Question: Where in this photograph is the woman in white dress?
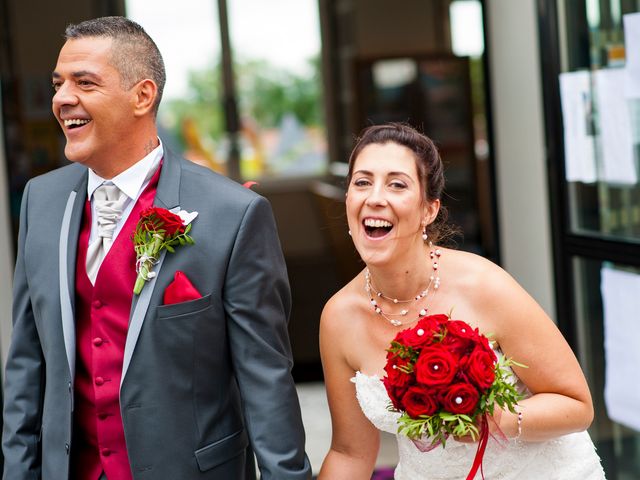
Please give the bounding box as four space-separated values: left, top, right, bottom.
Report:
318 123 605 479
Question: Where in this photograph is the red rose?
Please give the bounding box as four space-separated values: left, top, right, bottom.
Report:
441 335 471 356
383 378 409 410
395 325 434 348
401 385 439 418
383 356 413 389
441 320 477 355
446 320 477 340
476 334 496 359
140 207 185 237
416 314 448 334
441 382 480 415
464 347 496 390
415 345 458 387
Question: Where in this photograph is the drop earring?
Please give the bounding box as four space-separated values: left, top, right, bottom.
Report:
422 225 428 242
348 230 352 236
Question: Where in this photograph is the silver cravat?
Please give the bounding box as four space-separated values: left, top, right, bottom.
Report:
85 183 127 284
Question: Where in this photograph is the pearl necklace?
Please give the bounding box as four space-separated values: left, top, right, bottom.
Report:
365 246 442 326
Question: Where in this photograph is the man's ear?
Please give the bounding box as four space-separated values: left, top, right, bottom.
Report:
132 79 158 117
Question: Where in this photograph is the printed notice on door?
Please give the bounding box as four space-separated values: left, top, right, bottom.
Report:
601 265 640 430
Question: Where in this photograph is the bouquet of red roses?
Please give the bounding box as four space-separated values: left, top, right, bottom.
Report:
383 313 524 479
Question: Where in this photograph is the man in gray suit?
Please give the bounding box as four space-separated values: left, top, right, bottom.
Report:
2 16 311 480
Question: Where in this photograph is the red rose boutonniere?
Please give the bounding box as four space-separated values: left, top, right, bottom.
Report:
133 207 197 295
383 313 526 480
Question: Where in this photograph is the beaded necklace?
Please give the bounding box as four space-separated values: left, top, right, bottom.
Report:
365 246 442 327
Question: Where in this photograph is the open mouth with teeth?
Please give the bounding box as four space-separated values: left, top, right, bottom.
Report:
64 119 92 129
363 218 393 238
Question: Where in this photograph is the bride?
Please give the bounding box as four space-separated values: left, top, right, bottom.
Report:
318 123 605 479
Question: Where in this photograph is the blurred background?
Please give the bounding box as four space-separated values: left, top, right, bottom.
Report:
1 0 640 477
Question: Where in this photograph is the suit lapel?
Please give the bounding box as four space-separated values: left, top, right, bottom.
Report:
59 173 88 380
121 149 182 387
153 148 182 212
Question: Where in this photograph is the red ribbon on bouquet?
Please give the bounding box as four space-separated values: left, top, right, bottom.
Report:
466 414 489 480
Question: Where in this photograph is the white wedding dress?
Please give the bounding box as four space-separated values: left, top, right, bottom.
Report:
353 371 606 479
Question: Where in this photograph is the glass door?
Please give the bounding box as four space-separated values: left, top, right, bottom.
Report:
539 0 640 478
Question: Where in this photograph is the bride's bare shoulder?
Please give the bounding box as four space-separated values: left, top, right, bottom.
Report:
442 248 532 310
443 247 498 278
441 248 517 296
321 271 366 328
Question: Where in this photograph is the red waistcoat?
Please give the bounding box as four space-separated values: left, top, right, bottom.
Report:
72 168 160 480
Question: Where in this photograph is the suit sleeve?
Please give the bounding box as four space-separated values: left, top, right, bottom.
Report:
223 195 311 480
2 181 45 480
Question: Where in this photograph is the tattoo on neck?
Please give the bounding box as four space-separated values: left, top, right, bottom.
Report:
144 139 156 155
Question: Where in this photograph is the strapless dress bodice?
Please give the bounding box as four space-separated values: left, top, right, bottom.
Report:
353 372 605 479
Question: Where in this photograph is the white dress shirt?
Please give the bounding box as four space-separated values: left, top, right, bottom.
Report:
87 140 164 245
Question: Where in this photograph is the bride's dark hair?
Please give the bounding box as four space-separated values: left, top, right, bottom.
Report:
346 122 458 244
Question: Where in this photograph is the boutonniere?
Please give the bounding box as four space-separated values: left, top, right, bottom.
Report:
133 207 197 295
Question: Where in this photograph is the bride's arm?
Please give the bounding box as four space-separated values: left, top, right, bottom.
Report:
318 296 380 479
480 261 594 442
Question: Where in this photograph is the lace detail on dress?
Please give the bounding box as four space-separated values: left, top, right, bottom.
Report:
353 372 606 480
352 372 401 434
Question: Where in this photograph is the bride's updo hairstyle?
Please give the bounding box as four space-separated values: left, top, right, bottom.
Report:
346 122 454 244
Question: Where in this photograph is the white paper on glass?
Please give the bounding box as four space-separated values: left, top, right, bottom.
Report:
559 71 597 183
601 265 640 431
594 68 639 185
623 13 640 98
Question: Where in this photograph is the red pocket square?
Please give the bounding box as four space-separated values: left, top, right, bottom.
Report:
163 271 202 305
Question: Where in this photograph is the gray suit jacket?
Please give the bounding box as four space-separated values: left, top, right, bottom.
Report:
2 149 312 480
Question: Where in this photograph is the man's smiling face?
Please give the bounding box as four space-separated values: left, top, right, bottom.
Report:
52 36 137 175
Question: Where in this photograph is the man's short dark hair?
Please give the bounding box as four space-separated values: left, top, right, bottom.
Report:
64 16 166 115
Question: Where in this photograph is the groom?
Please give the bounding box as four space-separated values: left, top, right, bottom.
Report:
2 16 311 480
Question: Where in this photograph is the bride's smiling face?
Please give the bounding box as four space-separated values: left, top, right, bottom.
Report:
346 142 437 266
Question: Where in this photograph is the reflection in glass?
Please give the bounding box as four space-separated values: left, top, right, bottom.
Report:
572 257 640 479
559 0 640 243
126 0 326 179
126 0 226 172
228 0 326 179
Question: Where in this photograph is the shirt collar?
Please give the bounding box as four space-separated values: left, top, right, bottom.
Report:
87 139 164 200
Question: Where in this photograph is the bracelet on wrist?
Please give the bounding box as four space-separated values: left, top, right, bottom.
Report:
514 409 523 440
